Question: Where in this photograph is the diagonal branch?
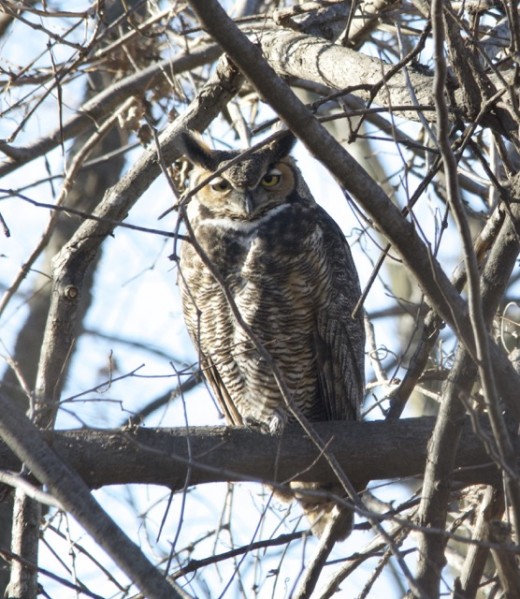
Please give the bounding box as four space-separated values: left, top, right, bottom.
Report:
0 392 186 599
186 0 520 424
258 27 516 134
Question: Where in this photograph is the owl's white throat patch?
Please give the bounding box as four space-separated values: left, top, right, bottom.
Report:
194 203 290 232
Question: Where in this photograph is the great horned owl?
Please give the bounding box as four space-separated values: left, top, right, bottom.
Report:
178 131 365 538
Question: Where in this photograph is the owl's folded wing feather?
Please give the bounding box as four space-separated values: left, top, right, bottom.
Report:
313 209 365 422
199 353 244 426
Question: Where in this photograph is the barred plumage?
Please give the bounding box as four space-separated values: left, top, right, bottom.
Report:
178 131 365 538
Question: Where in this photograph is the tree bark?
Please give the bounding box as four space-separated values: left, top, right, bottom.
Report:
0 417 506 491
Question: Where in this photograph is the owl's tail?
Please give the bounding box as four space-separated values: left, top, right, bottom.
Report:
290 481 354 540
289 483 355 597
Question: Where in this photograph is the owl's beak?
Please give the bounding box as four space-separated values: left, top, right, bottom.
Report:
243 192 255 216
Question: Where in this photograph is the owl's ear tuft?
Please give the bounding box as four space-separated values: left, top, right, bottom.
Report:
267 130 297 162
180 131 217 170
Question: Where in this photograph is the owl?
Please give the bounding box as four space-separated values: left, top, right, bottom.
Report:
178 130 365 539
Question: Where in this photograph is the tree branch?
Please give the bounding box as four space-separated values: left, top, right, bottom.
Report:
0 418 505 490
258 27 516 134
0 393 184 599
0 43 221 176
455 486 504 598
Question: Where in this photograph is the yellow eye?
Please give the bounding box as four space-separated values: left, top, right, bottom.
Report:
261 170 282 188
210 178 231 192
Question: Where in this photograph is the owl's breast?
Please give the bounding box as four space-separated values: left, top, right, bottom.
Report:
187 202 307 280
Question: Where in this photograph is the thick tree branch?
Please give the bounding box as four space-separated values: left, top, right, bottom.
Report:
258 28 516 134
0 418 505 490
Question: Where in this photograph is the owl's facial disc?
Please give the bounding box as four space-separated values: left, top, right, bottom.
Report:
195 161 295 220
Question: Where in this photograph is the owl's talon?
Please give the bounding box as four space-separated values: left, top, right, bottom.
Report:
268 413 286 435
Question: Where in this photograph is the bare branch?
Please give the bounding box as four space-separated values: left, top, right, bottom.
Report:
258 27 516 133
0 471 61 508
0 44 221 177
455 486 504 597
0 418 504 491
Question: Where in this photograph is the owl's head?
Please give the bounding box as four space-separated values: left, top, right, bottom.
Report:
181 131 299 220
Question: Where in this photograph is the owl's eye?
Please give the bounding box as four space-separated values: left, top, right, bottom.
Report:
210 178 231 192
261 169 282 188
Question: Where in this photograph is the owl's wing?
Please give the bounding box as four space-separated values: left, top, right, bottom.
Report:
199 353 244 426
178 246 244 427
312 208 365 422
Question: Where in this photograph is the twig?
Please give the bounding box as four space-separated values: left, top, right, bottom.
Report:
171 531 304 580
317 518 415 599
0 44 221 177
0 548 104 599
0 471 61 508
0 97 136 321
455 485 504 597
